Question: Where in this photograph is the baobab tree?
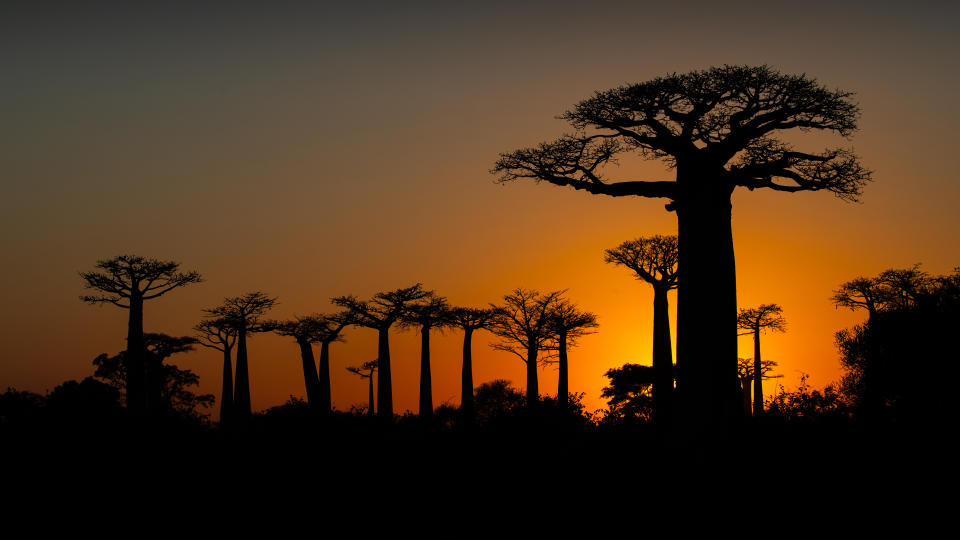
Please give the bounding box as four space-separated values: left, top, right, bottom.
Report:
604 235 678 424
312 311 354 414
493 65 870 426
737 304 787 416
489 289 564 407
80 255 202 411
204 292 277 422
446 307 497 423
546 298 598 411
333 284 433 419
400 295 451 421
194 317 236 425
346 360 378 417
267 315 328 410
736 357 780 417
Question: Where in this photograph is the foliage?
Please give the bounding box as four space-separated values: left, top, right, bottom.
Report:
473 379 525 423
599 364 655 423
765 374 851 422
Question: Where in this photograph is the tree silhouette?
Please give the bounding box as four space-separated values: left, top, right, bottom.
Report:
545 298 598 411
446 307 497 424
80 255 202 411
604 235 678 424
204 292 277 422
194 317 236 425
400 295 451 421
736 357 780 417
737 304 786 416
494 65 870 426
489 289 564 406
267 315 329 410
332 284 433 419
346 360 378 417
600 363 655 423
312 311 353 414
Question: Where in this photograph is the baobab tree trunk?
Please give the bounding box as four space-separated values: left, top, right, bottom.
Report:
557 331 569 411
675 180 741 428
419 325 433 421
753 329 763 417
220 347 233 425
461 328 475 424
652 284 673 426
234 326 251 422
367 373 375 416
377 327 393 420
125 295 146 411
526 344 539 407
297 339 321 409
318 340 333 414
741 376 752 417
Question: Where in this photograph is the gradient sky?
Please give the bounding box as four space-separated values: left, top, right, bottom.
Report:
2 1 958 415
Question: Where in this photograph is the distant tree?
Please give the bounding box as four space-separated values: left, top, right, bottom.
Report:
604 235 677 424
832 265 934 319
204 292 277 422
494 65 871 426
736 357 780 417
600 364 656 423
545 298 598 411
400 295 452 421
333 284 433 419
194 317 236 425
312 311 354 414
346 360 378 417
737 304 787 416
267 315 328 410
80 255 202 411
473 379 525 424
489 289 564 406
446 307 497 424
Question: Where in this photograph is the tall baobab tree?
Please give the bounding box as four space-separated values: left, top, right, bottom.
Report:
194 317 237 424
736 357 780 417
446 307 497 424
400 296 451 421
604 235 678 424
312 311 353 414
494 65 870 426
489 289 564 407
346 360 378 417
204 292 277 422
267 315 328 410
333 284 433 419
80 255 202 411
737 304 787 416
546 298 598 411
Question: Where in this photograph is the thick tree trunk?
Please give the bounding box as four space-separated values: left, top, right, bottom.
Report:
377 326 393 420
419 325 433 421
125 295 146 411
461 328 474 424
557 331 569 411
220 346 233 425
234 325 251 422
675 180 740 429
318 340 332 414
297 339 320 408
753 330 763 416
652 285 673 426
526 344 539 407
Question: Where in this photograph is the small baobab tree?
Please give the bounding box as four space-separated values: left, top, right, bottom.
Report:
267 315 329 410
546 298 598 411
80 255 202 411
204 292 277 422
604 235 678 424
736 357 781 417
489 288 564 407
346 360 378 417
333 284 433 419
400 295 452 421
446 307 497 424
194 317 237 424
737 304 786 416
312 311 353 414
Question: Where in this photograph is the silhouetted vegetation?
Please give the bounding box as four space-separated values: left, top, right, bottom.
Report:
545 298 598 411
737 304 787 417
400 295 451 421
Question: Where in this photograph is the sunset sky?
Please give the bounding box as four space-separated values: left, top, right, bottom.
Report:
2 1 958 416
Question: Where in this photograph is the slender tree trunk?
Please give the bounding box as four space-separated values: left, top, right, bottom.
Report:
419 325 433 421
753 329 763 416
377 326 393 420
318 340 332 414
461 328 474 424
741 375 752 417
146 353 163 414
220 346 233 425
557 331 569 411
526 344 539 407
675 179 740 429
652 284 673 426
125 295 146 411
234 325 251 422
297 339 320 408
367 372 375 416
